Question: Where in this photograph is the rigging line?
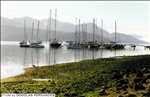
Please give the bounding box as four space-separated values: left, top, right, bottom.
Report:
103 25 110 43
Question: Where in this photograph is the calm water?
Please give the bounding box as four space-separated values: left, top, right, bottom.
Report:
1 41 150 78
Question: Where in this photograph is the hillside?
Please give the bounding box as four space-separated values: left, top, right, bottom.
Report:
1 17 148 44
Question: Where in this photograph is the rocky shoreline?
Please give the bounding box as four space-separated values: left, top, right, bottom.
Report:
98 56 150 97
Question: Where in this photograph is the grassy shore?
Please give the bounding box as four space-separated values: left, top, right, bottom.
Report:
1 55 150 97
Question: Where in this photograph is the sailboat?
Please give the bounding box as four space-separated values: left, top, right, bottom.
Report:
20 20 30 47
99 19 105 49
30 21 45 48
67 18 83 49
105 21 124 50
50 9 61 48
88 18 100 49
67 19 88 49
78 21 88 48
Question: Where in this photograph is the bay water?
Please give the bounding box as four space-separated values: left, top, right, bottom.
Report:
1 41 150 78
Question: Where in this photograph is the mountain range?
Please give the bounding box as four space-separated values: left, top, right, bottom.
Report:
1 16 148 44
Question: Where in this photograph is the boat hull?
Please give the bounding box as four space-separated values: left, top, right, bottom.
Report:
19 41 30 47
104 44 124 50
20 45 30 47
111 44 124 50
30 45 45 48
89 44 100 49
67 44 87 49
30 42 45 48
50 43 61 48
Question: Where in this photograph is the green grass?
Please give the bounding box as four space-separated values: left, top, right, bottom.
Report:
1 55 150 96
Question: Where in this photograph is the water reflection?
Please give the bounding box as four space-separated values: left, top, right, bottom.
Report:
74 49 77 62
23 48 27 68
1 42 150 78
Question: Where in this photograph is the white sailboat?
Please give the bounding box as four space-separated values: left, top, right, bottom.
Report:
20 20 30 47
30 21 45 48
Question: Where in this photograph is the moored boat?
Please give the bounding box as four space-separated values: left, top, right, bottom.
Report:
104 22 124 50
20 20 30 47
20 41 30 47
30 21 45 48
88 19 100 49
50 9 61 48
30 41 45 48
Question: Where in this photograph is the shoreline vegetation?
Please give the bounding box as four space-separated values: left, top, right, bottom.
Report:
1 55 150 97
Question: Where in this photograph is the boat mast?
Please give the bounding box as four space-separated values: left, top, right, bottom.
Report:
115 21 116 44
95 18 97 42
86 24 87 43
75 18 77 44
54 9 57 41
101 19 103 46
49 9 52 42
101 19 103 58
83 22 86 44
31 22 34 43
82 23 83 43
24 20 26 42
24 21 27 42
93 18 95 42
37 21 40 42
79 19 80 43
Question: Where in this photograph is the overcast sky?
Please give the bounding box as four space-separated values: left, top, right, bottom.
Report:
1 1 150 42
